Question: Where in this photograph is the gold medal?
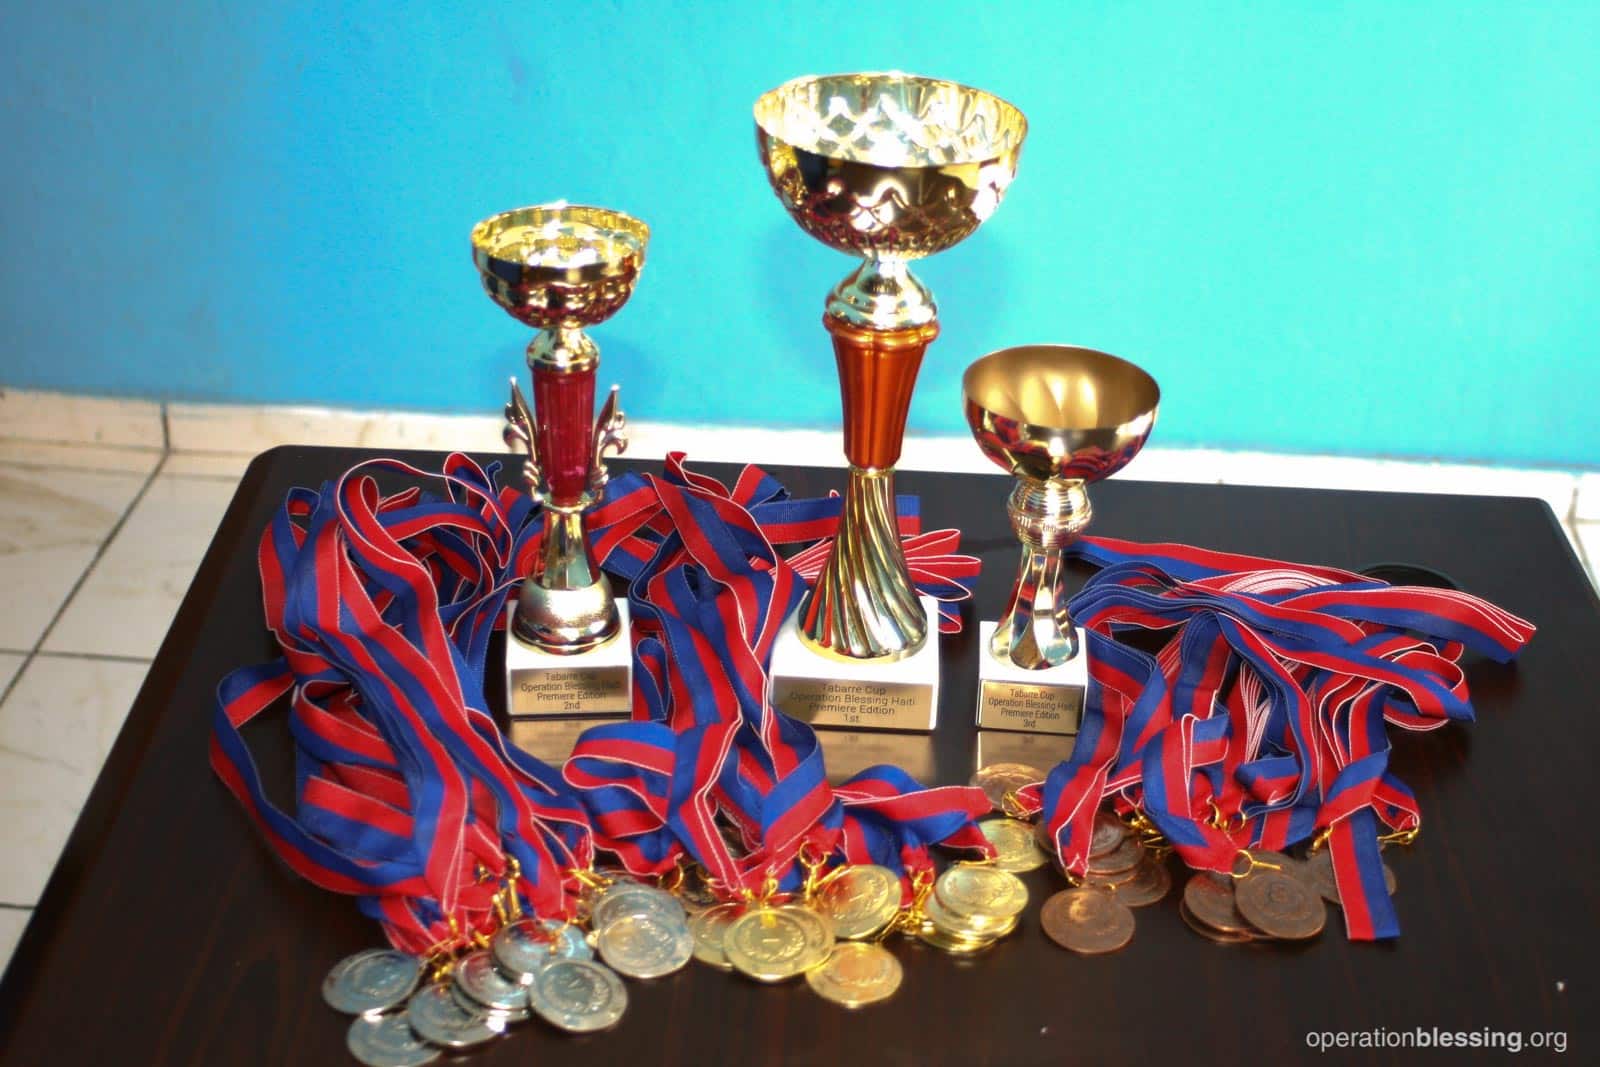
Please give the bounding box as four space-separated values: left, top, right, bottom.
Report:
812 864 902 940
977 818 1048 873
922 889 1017 941
722 904 835 982
915 920 1001 955
805 942 903 1008
1039 887 1135 955
933 865 1028 925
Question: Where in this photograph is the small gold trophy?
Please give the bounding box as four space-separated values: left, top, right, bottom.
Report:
756 72 1026 730
470 203 647 718
963 345 1160 733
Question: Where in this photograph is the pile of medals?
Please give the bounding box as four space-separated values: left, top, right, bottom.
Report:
1178 848 1397 944
971 761 1405 955
325 853 1028 1065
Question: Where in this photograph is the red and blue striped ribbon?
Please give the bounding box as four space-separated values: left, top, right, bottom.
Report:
1018 536 1533 940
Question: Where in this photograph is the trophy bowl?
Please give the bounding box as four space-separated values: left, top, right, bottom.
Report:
963 345 1160 669
471 203 649 331
754 72 1026 266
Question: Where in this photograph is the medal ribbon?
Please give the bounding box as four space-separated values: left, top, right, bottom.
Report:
1020 537 1533 940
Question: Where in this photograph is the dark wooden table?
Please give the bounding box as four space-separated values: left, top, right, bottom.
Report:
2 445 1594 1065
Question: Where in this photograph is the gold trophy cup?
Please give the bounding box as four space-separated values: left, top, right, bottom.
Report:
471 203 646 716
963 345 1159 731
755 72 1027 663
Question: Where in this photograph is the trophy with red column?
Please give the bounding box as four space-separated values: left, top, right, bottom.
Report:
471 203 646 717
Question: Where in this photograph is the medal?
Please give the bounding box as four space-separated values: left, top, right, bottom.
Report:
1104 855 1171 908
805 942 902 1008
811 864 902 940
453 950 530 1020
323 949 424 1016
1233 868 1327 941
932 865 1028 927
595 910 695 979
970 763 1043 812
492 918 593 983
1040 887 1135 955
1178 900 1255 944
723 905 835 982
345 1013 440 1067
978 818 1048 873
405 982 504 1050
689 902 744 970
1181 872 1254 935
590 883 688 931
526 958 629 1034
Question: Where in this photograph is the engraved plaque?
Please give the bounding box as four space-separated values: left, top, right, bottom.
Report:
770 678 934 732
975 680 1081 735
509 664 631 717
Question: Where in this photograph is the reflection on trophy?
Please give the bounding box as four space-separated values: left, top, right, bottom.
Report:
755 72 1027 664
963 345 1160 733
470 203 646 716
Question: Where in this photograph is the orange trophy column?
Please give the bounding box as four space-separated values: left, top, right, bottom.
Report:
798 308 939 661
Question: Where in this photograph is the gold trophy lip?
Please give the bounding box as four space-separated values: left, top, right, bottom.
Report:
962 344 1160 484
753 71 1027 261
471 202 650 330
753 71 1027 167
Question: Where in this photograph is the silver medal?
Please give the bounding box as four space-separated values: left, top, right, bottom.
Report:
452 950 529 1020
596 911 693 979
323 949 424 1016
590 883 686 931
405 982 504 1050
491 917 594 983
527 957 628 1033
345 1012 440 1067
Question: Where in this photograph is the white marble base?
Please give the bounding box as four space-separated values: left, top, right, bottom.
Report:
768 596 941 732
975 621 1086 735
504 601 632 718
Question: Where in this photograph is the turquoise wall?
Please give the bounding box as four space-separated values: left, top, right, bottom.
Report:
2 2 1597 466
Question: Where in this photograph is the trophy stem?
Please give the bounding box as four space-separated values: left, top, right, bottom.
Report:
513 504 619 654
796 311 939 661
798 465 927 661
992 478 1092 670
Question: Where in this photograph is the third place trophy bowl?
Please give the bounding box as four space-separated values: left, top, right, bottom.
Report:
471 202 647 717
963 345 1160 732
755 71 1027 666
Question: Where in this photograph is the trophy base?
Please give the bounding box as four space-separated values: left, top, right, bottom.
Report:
507 716 593 764
975 620 1084 734
769 595 941 732
975 727 1077 773
505 601 632 718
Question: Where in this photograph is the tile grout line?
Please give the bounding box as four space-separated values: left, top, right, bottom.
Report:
31 650 156 666
0 453 171 711
0 902 33 911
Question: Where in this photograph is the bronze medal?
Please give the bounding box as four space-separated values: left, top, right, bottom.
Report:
1181 872 1253 934
970 763 1044 812
1088 833 1145 876
1178 901 1255 943
1233 869 1326 940
1040 888 1135 955
1107 855 1172 908
1089 812 1127 858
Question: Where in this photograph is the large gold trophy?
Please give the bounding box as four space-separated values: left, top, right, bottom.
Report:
471 203 647 717
963 345 1160 733
755 72 1026 694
